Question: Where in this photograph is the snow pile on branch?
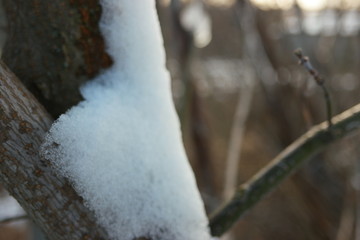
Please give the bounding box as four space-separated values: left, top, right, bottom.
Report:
41 0 211 240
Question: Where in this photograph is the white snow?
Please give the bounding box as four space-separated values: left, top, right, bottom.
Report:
41 1 210 240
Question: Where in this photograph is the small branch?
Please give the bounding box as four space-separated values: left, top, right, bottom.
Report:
335 181 355 240
0 215 28 225
321 85 333 127
294 48 333 127
355 159 360 240
223 70 255 200
209 103 360 236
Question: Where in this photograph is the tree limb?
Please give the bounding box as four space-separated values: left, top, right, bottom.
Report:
0 61 109 240
209 103 360 236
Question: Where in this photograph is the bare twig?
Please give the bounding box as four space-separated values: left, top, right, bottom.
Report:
209 103 360 236
294 49 333 127
355 158 360 240
222 0 258 202
0 215 28 225
223 70 255 200
335 181 355 240
170 0 216 196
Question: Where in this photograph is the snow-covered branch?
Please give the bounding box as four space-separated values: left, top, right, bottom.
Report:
0 61 109 240
210 103 360 236
41 1 210 239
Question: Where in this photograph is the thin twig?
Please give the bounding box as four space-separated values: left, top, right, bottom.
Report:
223 69 255 200
209 103 360 236
294 48 333 127
355 158 360 240
170 0 216 196
222 0 258 202
0 215 28 225
335 181 355 240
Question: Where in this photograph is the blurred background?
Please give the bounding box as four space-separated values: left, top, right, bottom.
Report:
1 0 360 239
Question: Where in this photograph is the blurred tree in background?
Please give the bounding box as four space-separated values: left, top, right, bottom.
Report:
157 0 360 239
1 0 360 239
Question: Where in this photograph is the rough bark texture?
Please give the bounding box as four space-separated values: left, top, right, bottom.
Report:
1 0 112 117
0 61 109 240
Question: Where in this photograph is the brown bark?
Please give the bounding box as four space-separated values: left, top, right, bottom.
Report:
1 0 112 117
0 60 109 240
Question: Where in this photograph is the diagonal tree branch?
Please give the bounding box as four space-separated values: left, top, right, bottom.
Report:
0 60 109 240
209 103 360 236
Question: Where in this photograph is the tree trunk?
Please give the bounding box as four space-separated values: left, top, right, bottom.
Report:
0 1 152 239
0 61 109 239
1 0 112 117
0 0 114 239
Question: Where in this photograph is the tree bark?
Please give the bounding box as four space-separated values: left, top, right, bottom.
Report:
0 60 109 240
1 0 112 117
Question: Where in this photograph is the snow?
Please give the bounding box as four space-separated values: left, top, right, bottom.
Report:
41 1 211 240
